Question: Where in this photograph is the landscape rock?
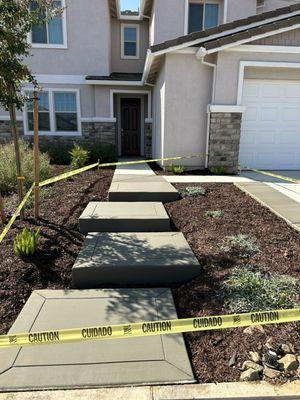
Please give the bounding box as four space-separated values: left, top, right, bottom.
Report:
265 337 280 353
263 367 281 379
228 353 236 367
239 368 260 382
243 325 264 335
281 344 294 355
249 351 261 364
278 354 299 372
242 360 263 373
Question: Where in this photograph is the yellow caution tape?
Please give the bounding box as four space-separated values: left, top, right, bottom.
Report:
39 154 207 187
17 176 25 181
1 307 299 349
0 184 34 244
245 168 300 185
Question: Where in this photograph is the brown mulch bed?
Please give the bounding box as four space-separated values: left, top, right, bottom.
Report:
0 167 114 335
166 183 300 384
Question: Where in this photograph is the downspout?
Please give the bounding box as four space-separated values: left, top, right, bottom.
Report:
196 47 217 169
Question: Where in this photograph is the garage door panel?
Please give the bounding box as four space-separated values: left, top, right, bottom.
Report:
240 79 300 170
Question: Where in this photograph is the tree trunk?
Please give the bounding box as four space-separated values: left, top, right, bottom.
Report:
33 91 40 219
0 193 6 224
9 104 25 219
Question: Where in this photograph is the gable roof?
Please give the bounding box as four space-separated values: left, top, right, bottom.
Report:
150 3 300 54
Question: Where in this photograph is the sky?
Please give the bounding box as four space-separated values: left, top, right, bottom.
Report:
120 0 141 11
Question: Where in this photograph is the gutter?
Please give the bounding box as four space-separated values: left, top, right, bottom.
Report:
141 49 155 85
196 47 217 169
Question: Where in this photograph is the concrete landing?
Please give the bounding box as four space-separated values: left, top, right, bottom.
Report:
79 202 170 233
109 161 179 202
236 182 300 232
72 232 201 288
0 289 195 391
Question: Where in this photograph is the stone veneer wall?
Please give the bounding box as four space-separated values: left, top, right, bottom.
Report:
145 122 152 158
0 120 117 147
208 112 243 173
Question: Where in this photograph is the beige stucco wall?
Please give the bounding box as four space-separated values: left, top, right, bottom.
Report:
26 0 111 76
161 53 213 167
110 18 149 73
214 51 300 104
227 0 256 22
150 0 185 45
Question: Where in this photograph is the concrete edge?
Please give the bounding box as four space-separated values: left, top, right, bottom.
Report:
1 381 300 399
234 183 300 234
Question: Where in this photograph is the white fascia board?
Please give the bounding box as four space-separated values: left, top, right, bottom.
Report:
151 10 300 56
81 117 117 123
35 75 87 85
224 44 300 54
208 105 246 113
206 22 300 54
87 80 143 86
142 49 155 84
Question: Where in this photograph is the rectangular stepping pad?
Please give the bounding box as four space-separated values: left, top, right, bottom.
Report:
0 289 195 391
72 232 201 288
109 175 179 202
79 202 170 233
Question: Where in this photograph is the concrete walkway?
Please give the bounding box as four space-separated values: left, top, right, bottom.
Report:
110 161 179 202
236 182 300 232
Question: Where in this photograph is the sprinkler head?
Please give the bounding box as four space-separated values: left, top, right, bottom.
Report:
263 349 279 370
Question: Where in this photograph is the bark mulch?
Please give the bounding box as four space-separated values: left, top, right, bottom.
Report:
0 167 114 335
165 183 300 384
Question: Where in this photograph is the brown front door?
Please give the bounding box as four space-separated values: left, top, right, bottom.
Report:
121 98 141 156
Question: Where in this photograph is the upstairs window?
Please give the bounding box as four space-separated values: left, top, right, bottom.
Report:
121 24 139 59
30 0 66 47
188 2 219 33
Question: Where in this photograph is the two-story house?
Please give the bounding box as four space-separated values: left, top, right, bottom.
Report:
1 0 300 171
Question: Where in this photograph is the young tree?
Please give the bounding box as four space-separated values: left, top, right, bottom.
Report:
0 0 61 217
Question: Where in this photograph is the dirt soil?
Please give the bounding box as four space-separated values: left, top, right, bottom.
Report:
0 167 114 334
166 183 300 384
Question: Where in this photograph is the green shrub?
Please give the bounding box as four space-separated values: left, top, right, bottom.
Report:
0 140 53 194
179 186 206 198
69 144 89 168
88 143 117 164
169 165 186 175
206 210 224 219
40 141 73 165
210 166 227 175
222 266 298 313
13 228 41 257
222 234 260 258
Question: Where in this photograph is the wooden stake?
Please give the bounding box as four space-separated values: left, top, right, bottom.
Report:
9 103 25 219
0 193 6 224
33 91 40 219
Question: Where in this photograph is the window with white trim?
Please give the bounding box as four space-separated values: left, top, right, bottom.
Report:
188 2 219 33
25 89 80 135
121 24 139 59
30 0 66 47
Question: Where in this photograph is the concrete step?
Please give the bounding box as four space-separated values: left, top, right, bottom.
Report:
79 202 170 233
72 232 201 288
109 174 179 203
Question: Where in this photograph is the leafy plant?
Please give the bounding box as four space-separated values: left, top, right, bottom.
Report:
222 234 260 258
88 143 117 164
210 166 227 175
13 228 41 257
169 165 186 175
206 210 224 219
69 144 89 168
0 140 53 194
179 186 206 198
40 141 74 165
222 266 298 313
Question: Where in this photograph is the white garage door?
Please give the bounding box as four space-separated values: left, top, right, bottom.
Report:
239 79 300 170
